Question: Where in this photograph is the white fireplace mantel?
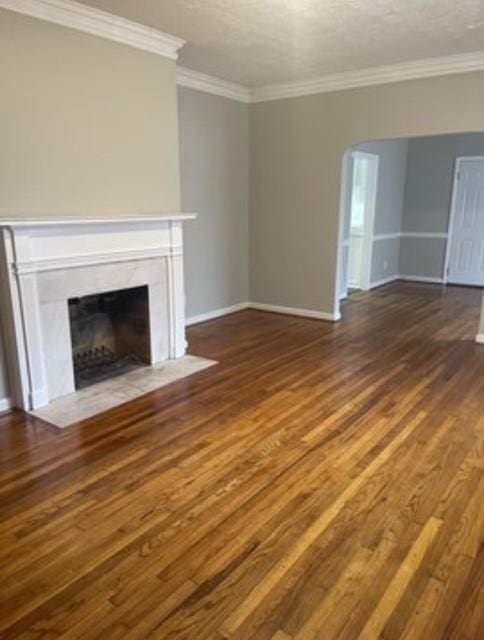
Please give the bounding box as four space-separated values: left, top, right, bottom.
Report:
0 214 196 411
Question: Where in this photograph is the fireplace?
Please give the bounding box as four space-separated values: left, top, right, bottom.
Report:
0 214 196 410
69 285 150 389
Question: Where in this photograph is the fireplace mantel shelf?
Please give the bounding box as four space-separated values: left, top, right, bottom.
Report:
0 213 197 229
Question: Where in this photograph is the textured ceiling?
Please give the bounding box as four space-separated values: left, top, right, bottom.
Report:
76 1 484 87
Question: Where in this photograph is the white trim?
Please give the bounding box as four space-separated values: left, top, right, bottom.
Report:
365 274 447 290
370 275 400 289
352 151 379 292
373 232 401 242
334 150 353 310
369 232 449 242
0 214 196 229
179 51 484 104
3 2 483 102
0 0 185 59
186 302 249 326
250 52 484 103
398 275 445 284
476 334 484 344
401 231 448 239
0 397 13 413
0 217 191 411
249 302 340 322
177 67 250 103
0 215 197 275
14 247 181 275
187 301 342 325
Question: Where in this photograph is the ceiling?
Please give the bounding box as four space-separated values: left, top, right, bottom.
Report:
76 1 484 87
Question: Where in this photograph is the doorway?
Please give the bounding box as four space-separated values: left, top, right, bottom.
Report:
446 156 484 286
345 151 379 293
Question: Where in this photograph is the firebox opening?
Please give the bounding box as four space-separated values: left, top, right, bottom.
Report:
68 285 150 390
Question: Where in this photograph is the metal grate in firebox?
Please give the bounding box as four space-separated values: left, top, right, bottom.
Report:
73 346 144 389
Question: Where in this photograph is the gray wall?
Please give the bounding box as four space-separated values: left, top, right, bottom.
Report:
399 236 447 280
400 133 484 279
178 87 249 320
371 237 401 284
250 71 484 317
356 139 408 235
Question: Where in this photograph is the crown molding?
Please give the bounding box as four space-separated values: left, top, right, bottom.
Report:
0 0 185 59
176 66 251 103
3 2 483 101
250 51 484 103
177 51 484 104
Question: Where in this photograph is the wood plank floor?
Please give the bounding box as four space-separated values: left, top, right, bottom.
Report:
0 282 483 640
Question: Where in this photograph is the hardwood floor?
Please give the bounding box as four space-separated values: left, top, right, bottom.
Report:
0 282 483 639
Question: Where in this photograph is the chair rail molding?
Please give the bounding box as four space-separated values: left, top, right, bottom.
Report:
400 231 449 239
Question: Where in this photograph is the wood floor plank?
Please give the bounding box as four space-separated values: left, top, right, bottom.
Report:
220 410 428 637
0 282 482 640
357 517 443 639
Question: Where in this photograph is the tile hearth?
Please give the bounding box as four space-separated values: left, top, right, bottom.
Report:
30 355 216 428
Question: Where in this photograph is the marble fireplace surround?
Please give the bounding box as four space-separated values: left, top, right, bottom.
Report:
0 214 196 411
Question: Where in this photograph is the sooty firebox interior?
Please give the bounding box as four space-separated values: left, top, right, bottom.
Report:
68 286 150 389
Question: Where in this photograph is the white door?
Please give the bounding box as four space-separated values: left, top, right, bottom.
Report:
447 157 484 286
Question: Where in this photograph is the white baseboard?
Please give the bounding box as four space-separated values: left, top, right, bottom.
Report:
369 275 400 289
398 275 445 284
0 397 13 414
369 275 445 289
185 279 451 329
249 302 340 322
186 302 250 326
476 334 484 344
186 300 341 325
344 274 447 296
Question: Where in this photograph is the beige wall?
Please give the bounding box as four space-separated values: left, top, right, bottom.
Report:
0 8 180 216
178 87 249 319
250 71 484 315
0 8 182 405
